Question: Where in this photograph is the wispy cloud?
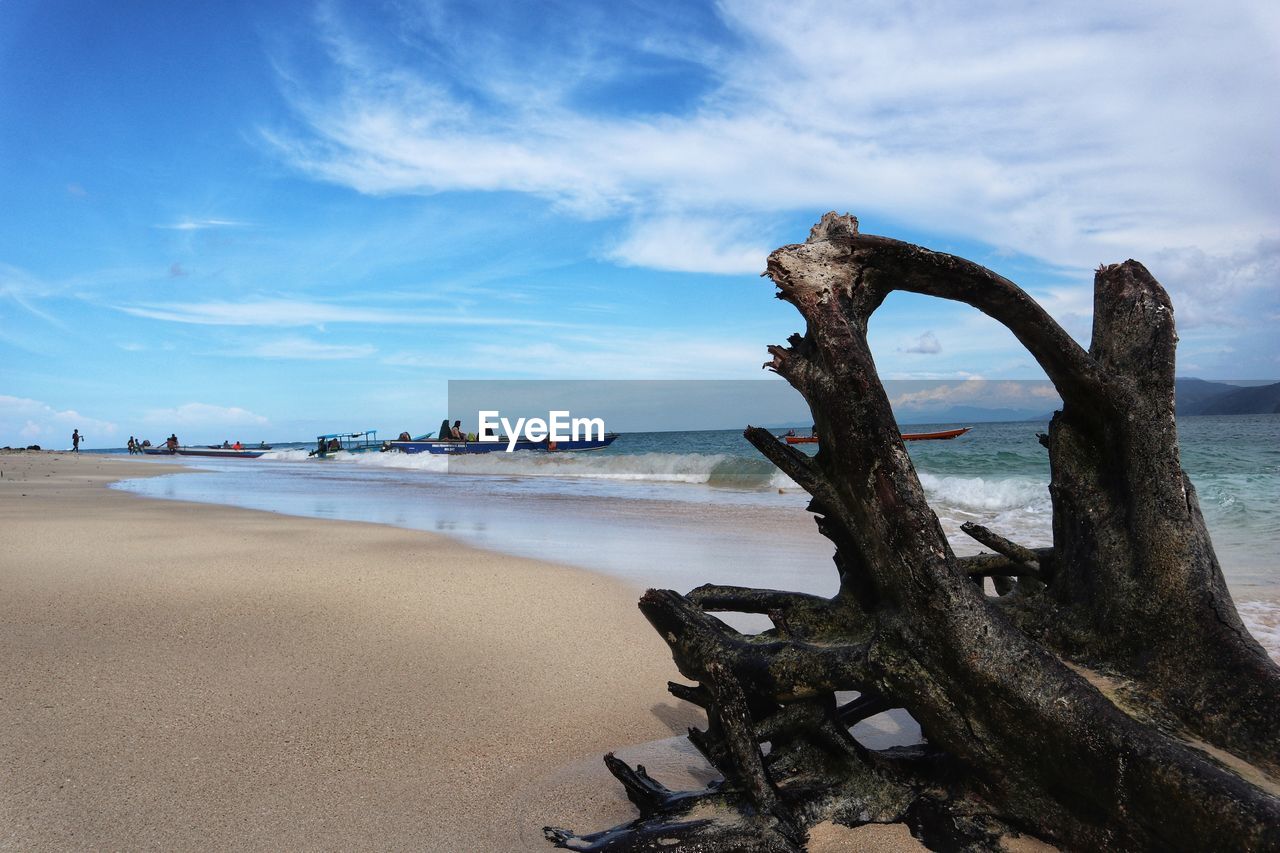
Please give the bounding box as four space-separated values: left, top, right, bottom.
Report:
153 218 248 231
266 0 1280 311
116 298 566 329
248 337 376 360
385 330 766 379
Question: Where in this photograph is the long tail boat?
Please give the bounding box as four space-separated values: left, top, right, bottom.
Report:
144 444 268 458
309 430 384 458
174 446 265 459
785 426 971 445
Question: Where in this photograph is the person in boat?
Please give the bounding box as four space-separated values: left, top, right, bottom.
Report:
811 425 819 440
785 429 795 437
398 431 412 442
233 440 243 451
127 436 136 454
438 418 453 441
166 434 179 451
327 437 341 452
450 420 464 440
222 440 231 448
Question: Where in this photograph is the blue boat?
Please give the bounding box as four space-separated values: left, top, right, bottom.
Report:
387 433 619 455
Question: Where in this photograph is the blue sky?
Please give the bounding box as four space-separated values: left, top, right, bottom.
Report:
2 0 1277 447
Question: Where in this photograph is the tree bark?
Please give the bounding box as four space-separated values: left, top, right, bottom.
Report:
545 214 1280 851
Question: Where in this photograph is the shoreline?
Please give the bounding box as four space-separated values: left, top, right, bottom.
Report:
109 453 1280 660
4 452 1270 851
1 452 713 850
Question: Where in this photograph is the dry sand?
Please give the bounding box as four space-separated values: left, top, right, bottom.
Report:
0 452 925 851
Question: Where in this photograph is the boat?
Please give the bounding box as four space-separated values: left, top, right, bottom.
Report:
174 446 265 459
387 433 620 455
309 430 385 458
142 445 262 458
784 427 971 444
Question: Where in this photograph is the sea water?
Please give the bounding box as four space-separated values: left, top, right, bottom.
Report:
110 415 1280 656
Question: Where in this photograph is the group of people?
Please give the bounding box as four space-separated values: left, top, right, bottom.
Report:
123 434 177 453
437 419 470 441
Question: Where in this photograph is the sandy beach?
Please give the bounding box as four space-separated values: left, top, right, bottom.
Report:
1 452 933 852
0 452 711 850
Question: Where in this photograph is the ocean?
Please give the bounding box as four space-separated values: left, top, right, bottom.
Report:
108 415 1280 657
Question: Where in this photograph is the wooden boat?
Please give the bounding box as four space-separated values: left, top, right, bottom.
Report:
785 427 971 444
143 442 268 458
388 433 620 455
174 446 264 459
309 430 385 458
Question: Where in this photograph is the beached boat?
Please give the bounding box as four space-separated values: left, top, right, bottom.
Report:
387 433 620 455
785 427 971 444
309 430 385 458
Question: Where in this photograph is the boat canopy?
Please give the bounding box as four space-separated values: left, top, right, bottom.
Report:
316 430 378 440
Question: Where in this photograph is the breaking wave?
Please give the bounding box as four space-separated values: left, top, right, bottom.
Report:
264 447 1059 516
344 449 797 490
915 471 1050 514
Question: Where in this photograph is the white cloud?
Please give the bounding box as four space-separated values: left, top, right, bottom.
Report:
607 216 771 275
0 395 117 448
142 402 269 427
891 379 1061 410
385 330 767 379
266 0 1280 299
1146 237 1280 329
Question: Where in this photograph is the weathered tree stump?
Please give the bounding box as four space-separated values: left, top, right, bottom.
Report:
545 214 1280 851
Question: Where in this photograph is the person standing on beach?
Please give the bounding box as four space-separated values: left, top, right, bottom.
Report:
72 429 81 452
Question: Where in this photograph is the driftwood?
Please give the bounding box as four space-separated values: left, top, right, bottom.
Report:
545 214 1280 850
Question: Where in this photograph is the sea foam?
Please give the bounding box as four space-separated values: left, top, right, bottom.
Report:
1238 599 1280 663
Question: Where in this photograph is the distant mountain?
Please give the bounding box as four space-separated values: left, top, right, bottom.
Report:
1185 381 1280 416
1174 378 1244 414
770 379 1278 428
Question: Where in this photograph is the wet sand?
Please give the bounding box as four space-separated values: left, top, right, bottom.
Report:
0 452 929 851
1 452 703 850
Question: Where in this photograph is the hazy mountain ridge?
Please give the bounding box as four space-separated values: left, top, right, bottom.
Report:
1180 380 1280 415
889 379 1280 425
